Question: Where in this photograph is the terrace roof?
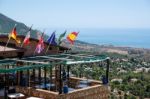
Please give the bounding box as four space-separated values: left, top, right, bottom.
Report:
0 53 109 73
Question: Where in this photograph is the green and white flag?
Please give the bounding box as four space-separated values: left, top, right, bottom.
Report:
58 30 66 45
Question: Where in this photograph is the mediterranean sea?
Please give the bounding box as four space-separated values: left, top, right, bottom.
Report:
77 28 150 49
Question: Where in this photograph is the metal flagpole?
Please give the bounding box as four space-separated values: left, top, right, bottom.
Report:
29 70 31 96
45 38 52 54
4 24 17 51
45 31 56 54
20 24 33 47
33 29 45 56
70 31 79 53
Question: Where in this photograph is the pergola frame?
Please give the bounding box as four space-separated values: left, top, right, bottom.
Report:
0 53 110 97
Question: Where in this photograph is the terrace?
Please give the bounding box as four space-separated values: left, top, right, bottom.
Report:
0 53 110 99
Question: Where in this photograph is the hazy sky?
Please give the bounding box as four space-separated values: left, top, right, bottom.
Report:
0 0 150 29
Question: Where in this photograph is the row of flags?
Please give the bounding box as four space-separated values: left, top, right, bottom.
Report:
4 24 79 54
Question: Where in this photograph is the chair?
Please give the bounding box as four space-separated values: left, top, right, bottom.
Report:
8 88 16 94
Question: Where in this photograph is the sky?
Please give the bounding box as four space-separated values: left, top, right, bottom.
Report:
0 0 150 30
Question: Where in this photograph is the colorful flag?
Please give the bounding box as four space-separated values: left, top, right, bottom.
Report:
67 32 78 44
36 32 41 40
47 31 57 45
35 33 44 53
9 25 21 43
23 30 30 45
58 30 66 45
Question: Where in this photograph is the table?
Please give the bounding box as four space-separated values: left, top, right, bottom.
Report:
77 84 88 88
8 93 25 99
26 96 43 99
68 88 75 92
35 83 55 89
80 80 92 84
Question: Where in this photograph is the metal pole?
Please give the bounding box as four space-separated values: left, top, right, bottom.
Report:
44 67 47 89
27 69 30 87
45 31 56 54
20 71 23 86
59 65 62 94
50 65 52 91
106 58 110 84
4 73 7 99
38 67 41 85
32 69 35 82
79 65 82 78
67 65 70 80
4 24 17 51
33 29 45 56
21 25 33 47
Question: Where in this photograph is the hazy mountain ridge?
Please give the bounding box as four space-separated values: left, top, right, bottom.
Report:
0 13 40 39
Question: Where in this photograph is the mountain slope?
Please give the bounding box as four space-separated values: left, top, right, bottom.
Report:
0 13 38 38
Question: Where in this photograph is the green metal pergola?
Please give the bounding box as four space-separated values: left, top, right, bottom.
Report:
0 53 110 96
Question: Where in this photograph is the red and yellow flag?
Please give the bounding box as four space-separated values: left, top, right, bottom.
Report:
9 26 21 43
67 32 78 44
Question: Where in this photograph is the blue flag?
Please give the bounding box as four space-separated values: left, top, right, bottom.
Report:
47 31 57 45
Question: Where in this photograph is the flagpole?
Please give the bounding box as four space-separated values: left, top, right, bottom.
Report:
58 30 66 45
45 31 56 55
71 31 79 53
4 24 17 51
68 31 79 53
20 24 33 47
33 47 36 56
45 41 52 54
33 29 45 56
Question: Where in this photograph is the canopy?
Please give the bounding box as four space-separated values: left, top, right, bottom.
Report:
0 53 109 73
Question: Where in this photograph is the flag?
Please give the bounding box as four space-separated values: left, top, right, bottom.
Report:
9 25 21 43
67 32 78 44
36 32 41 40
47 31 57 45
21 25 32 47
35 33 44 53
58 31 66 45
23 31 30 45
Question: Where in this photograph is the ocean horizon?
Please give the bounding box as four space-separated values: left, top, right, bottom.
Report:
78 28 150 49
47 28 150 49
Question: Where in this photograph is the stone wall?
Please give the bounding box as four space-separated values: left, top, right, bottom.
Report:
16 84 109 99
16 86 59 99
60 85 109 99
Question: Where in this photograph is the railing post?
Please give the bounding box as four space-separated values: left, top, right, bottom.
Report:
106 58 110 84
44 67 47 89
59 64 62 94
67 65 70 79
27 69 30 87
38 67 41 85
50 65 52 91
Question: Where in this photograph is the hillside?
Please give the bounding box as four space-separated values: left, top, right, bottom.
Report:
61 39 128 54
0 13 39 38
61 39 150 62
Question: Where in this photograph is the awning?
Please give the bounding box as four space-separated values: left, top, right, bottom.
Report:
0 53 109 73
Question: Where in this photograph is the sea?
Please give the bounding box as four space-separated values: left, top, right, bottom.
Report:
47 28 150 49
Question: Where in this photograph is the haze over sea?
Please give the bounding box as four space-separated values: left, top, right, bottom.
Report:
79 28 150 49
48 28 150 49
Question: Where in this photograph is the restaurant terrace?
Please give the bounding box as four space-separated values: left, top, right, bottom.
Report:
0 53 110 99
